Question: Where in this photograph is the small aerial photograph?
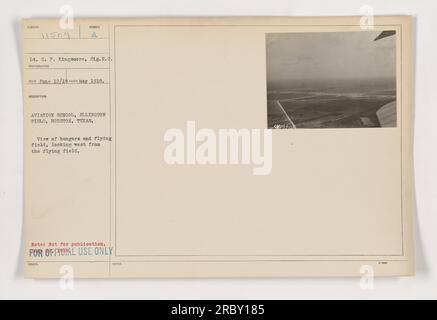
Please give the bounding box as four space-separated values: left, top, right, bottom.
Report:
266 31 397 129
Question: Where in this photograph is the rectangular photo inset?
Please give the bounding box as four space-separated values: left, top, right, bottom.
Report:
266 31 397 129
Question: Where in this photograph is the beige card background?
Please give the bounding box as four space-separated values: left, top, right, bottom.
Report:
23 16 414 278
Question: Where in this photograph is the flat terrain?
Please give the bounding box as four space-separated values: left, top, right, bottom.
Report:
267 90 395 129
